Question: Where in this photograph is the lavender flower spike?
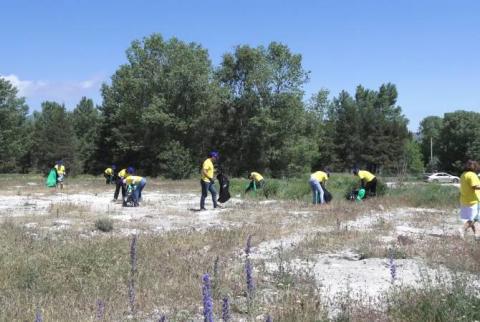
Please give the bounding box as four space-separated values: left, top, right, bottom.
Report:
222 296 230 321
130 234 138 274
96 299 105 320
245 257 254 297
34 307 43 322
158 315 166 322
202 273 214 322
266 314 273 322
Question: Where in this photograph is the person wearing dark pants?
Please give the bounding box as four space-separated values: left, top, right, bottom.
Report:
113 168 127 201
245 172 265 194
104 165 117 184
200 151 219 210
353 168 377 197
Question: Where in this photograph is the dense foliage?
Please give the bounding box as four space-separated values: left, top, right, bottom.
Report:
1 33 478 176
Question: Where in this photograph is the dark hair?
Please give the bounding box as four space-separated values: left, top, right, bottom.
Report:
464 160 479 172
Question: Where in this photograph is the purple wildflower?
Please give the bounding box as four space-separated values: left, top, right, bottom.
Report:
389 249 396 284
245 257 254 298
265 314 273 322
128 277 136 314
202 273 214 322
213 256 220 282
158 315 166 322
96 299 105 320
222 296 230 321
130 234 138 274
34 307 43 322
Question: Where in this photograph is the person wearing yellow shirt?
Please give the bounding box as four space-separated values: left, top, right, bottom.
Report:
200 151 219 210
353 167 377 197
122 167 146 207
113 167 128 201
245 171 265 194
309 170 329 204
459 160 480 238
54 160 66 189
104 165 117 184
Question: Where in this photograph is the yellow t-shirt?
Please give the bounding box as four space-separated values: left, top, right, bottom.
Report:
460 171 480 206
118 169 127 179
201 158 215 183
358 170 375 183
55 165 65 175
311 171 328 183
125 176 144 185
250 172 264 182
104 168 113 175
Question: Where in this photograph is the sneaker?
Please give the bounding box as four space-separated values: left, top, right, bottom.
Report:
200 207 207 211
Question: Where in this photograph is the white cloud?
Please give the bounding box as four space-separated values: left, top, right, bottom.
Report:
0 74 105 109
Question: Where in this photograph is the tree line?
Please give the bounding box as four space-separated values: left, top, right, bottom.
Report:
1 34 478 177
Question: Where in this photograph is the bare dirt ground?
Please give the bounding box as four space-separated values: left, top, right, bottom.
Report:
2 177 473 318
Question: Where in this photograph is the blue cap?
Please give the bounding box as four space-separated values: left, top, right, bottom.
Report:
208 151 219 159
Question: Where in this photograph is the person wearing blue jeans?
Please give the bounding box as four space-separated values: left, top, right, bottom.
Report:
200 151 220 210
124 170 147 207
133 178 146 206
200 180 218 210
309 170 329 204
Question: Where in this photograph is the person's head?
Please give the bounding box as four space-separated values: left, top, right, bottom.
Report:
463 160 479 173
127 166 135 175
208 151 219 161
352 167 359 175
324 167 332 177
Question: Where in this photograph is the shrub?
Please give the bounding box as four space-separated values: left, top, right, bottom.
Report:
387 279 480 321
95 218 113 232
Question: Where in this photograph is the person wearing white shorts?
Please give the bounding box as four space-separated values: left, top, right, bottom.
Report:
459 160 480 238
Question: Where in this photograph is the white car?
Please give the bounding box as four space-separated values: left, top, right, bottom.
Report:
424 172 460 183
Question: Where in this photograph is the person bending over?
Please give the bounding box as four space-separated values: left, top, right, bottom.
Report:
245 171 265 194
353 167 377 197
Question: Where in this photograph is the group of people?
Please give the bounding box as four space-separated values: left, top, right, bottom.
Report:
199 151 378 210
308 167 377 205
104 166 147 207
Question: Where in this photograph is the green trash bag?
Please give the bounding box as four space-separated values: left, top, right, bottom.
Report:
46 168 57 187
356 188 366 201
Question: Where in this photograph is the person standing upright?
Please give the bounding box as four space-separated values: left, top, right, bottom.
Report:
459 160 480 239
54 160 66 189
200 151 219 210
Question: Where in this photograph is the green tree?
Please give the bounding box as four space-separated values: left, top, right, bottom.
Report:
438 111 480 173
72 97 100 173
31 101 76 174
0 78 29 172
401 138 424 175
94 34 215 175
214 42 314 177
418 116 443 171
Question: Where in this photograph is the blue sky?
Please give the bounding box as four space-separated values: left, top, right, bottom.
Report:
1 0 479 131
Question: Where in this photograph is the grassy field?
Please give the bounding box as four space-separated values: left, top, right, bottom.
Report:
0 174 477 321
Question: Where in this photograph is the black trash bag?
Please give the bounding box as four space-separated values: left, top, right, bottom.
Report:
217 172 231 203
323 186 333 203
